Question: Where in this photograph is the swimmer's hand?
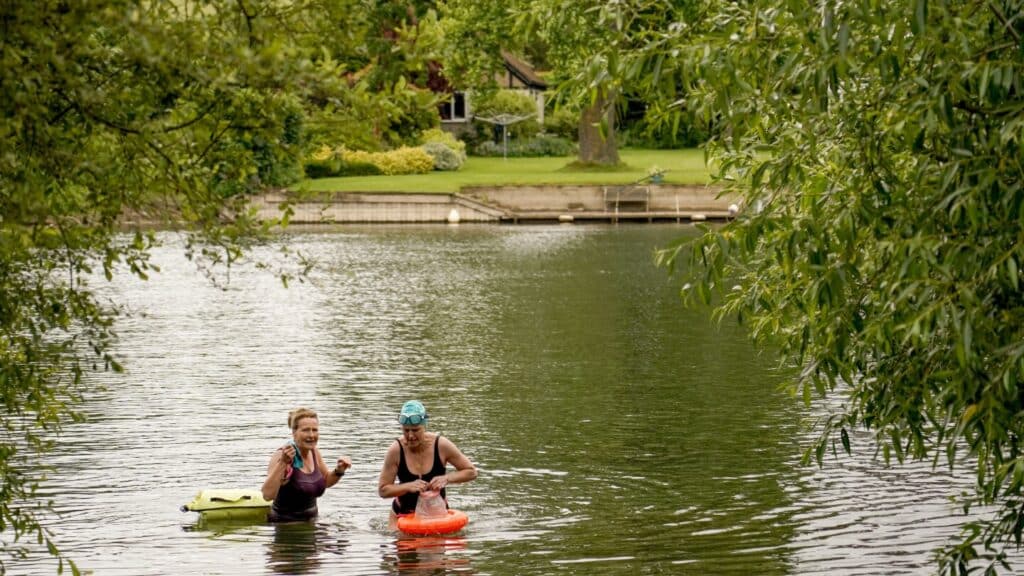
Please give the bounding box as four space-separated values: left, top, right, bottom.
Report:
334 456 352 476
280 444 296 465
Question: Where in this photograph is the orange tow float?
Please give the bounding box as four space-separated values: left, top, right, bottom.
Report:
396 509 469 535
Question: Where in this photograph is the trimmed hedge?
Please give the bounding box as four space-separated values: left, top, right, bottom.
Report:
342 147 434 175
304 144 429 177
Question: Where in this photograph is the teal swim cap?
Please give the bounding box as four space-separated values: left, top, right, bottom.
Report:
398 400 428 425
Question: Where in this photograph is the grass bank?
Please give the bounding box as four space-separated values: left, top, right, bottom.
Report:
297 148 711 194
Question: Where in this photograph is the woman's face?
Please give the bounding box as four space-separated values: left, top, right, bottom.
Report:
402 425 425 448
292 416 319 452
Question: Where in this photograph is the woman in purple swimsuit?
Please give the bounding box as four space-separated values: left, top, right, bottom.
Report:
377 400 478 528
262 407 352 522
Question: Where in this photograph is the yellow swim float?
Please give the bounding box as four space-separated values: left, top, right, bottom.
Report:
181 488 272 520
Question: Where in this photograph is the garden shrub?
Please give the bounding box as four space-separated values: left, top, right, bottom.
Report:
421 141 465 171
341 147 434 175
419 128 467 155
543 107 579 140
472 141 504 157
334 161 381 177
303 156 381 178
517 134 575 157
303 157 342 178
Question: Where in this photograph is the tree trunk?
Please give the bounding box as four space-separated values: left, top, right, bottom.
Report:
577 88 619 165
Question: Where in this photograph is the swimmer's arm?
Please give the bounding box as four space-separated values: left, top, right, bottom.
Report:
321 449 351 488
262 447 291 501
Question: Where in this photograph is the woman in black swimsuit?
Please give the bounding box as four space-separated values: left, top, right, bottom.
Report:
262 407 352 522
377 400 478 527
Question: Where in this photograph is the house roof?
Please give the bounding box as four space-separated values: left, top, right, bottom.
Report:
501 51 547 90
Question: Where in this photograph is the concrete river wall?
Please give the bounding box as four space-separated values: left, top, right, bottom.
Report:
253 184 737 224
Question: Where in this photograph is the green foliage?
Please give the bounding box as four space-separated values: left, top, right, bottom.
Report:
639 0 1024 572
303 157 344 179
543 106 580 140
296 2 447 153
359 2 446 90
474 89 538 118
304 87 388 153
0 0 351 569
333 161 384 177
621 107 709 150
306 78 442 152
438 1 520 89
419 128 467 155
304 156 382 178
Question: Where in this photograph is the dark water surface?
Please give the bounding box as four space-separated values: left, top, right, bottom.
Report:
15 224 1010 574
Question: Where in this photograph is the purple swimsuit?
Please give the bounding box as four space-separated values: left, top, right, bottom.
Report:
269 460 326 522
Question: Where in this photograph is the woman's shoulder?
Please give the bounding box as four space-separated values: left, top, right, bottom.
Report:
434 434 454 452
386 438 403 454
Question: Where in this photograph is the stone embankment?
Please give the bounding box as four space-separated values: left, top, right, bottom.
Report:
253 184 736 224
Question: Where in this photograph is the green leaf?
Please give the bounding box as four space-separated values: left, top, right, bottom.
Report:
912 0 927 36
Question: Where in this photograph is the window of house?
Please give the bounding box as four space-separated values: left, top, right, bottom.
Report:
439 92 467 122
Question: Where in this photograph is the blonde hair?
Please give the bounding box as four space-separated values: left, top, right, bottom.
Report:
288 407 318 430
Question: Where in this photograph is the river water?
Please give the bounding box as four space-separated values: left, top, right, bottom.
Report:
15 224 1014 575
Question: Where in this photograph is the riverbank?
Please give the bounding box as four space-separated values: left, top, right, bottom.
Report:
254 183 735 224
299 149 712 194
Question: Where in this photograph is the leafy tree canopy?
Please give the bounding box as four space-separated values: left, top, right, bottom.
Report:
0 0 357 571
304 0 445 150
638 0 1024 572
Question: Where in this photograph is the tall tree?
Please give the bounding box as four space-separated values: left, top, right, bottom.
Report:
517 0 622 165
0 0 353 571
639 0 1024 572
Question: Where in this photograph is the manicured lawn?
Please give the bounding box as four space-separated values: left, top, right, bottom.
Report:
296 148 711 194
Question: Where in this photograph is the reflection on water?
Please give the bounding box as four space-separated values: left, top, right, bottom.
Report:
10 224 1021 574
383 536 474 575
268 523 322 575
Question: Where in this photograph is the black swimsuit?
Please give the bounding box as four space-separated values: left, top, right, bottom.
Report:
392 435 447 514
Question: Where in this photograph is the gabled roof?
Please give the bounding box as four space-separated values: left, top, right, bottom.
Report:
501 51 547 90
